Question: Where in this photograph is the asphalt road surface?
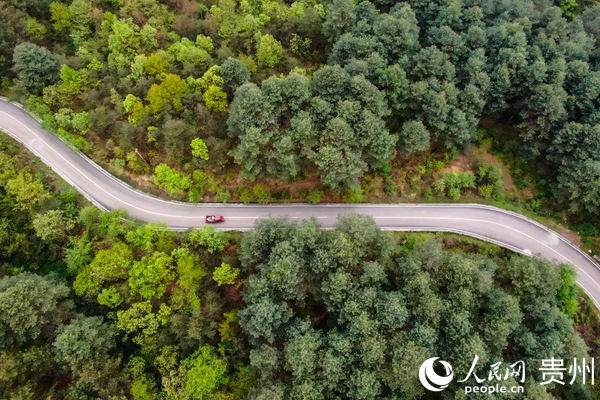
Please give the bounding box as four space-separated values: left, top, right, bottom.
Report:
2 98 600 306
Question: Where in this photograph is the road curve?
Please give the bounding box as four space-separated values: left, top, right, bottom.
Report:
2 98 600 306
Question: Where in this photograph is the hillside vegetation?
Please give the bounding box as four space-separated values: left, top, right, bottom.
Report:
1 0 600 226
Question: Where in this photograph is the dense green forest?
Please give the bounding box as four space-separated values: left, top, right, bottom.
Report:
1 0 600 226
0 134 597 399
3 0 600 399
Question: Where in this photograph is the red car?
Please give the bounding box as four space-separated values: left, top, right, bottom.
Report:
206 215 225 223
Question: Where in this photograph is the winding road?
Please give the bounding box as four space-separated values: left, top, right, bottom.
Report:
2 98 600 306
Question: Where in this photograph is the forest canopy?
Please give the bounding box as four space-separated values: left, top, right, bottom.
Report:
0 133 594 398
1 0 600 221
238 216 589 399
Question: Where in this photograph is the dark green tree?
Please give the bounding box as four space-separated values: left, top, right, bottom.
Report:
12 42 60 93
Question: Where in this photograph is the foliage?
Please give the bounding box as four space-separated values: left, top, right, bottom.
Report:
228 67 396 189
147 74 189 114
128 252 175 300
4 169 49 211
238 217 588 399
307 189 324 204
2 1 600 396
74 242 133 300
183 345 229 400
203 84 228 112
153 164 191 197
188 226 227 254
435 171 477 200
0 273 73 348
1 0 599 225
53 316 124 396
220 58 251 92
256 34 284 68
115 301 171 345
12 42 59 93
0 138 247 399
32 210 75 242
213 262 239 286
400 120 430 154
190 138 209 161
214 189 231 203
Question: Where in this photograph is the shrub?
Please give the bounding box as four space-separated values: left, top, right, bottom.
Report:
383 182 398 196
213 263 240 286
112 158 125 174
448 186 461 200
252 185 271 204
409 174 421 190
153 164 191 196
478 184 493 199
343 187 364 203
189 226 227 253
188 189 204 203
307 189 324 204
377 163 392 178
423 187 433 200
238 189 253 204
459 172 476 188
433 178 446 196
126 151 150 174
214 189 231 203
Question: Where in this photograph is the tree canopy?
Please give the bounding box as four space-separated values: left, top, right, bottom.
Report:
238 216 589 399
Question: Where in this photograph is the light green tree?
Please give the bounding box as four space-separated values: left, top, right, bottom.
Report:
213 262 240 286
203 84 228 112
191 138 209 160
146 74 189 114
4 170 50 211
32 210 75 242
128 252 175 300
256 34 284 68
183 345 229 400
188 226 226 253
153 164 191 197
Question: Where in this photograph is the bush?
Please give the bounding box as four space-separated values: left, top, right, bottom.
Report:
189 226 227 253
188 189 204 203
478 184 493 199
423 187 433 200
307 189 324 204
126 151 150 174
459 172 476 188
475 164 505 199
516 178 529 190
25 95 52 119
492 180 504 200
343 187 364 203
448 186 461 200
433 178 446 196
238 189 253 204
571 224 598 237
383 182 398 196
213 263 240 286
153 164 191 197
527 199 541 212
437 171 477 199
214 189 231 203
252 185 271 204
377 163 392 178
112 158 125 174
409 174 421 190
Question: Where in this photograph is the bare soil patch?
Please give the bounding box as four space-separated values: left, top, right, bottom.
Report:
440 154 473 174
